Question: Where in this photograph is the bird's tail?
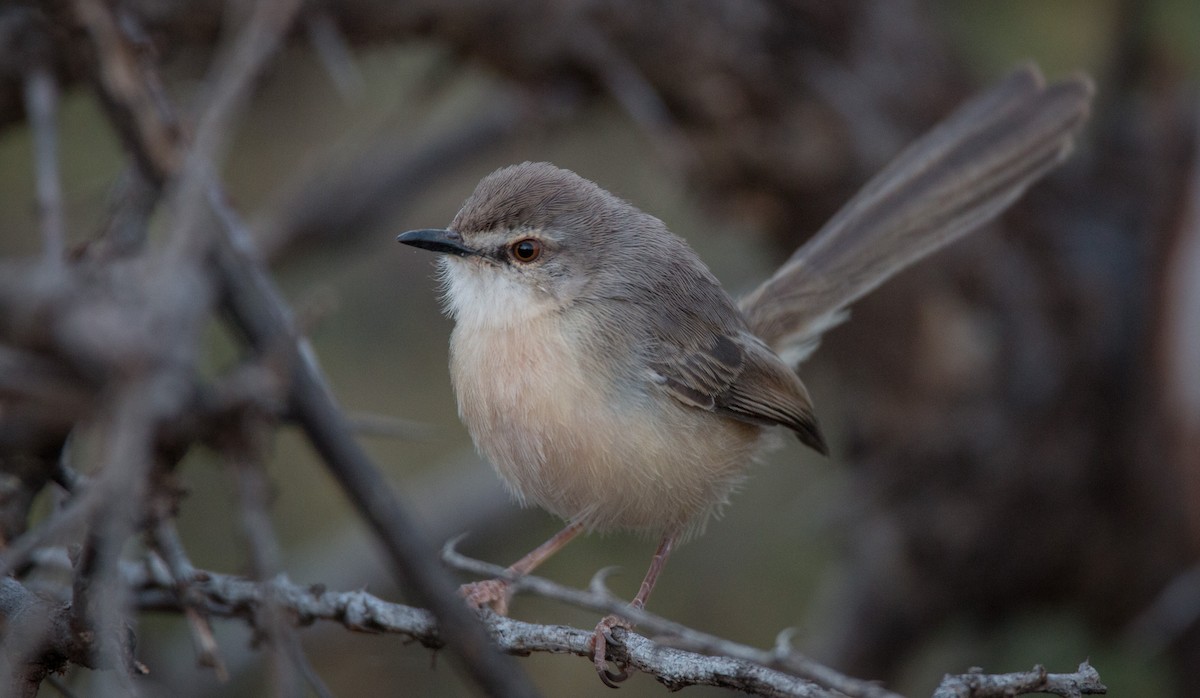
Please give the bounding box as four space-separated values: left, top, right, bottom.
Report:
739 64 1094 365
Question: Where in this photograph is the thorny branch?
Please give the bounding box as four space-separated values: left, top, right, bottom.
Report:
932 663 1106 698
442 540 901 698
121 558 1105 698
127 561 827 698
146 516 228 681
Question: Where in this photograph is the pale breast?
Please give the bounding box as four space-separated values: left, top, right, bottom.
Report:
449 314 765 537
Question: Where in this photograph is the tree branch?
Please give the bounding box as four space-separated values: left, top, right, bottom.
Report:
443 540 901 698
932 663 1106 698
146 514 228 680
123 558 1106 698
0 577 90 698
23 61 66 264
124 561 838 698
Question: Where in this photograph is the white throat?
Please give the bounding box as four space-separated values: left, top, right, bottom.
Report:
439 257 560 330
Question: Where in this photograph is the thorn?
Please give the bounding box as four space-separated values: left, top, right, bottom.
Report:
773 627 798 657
588 566 622 596
441 532 471 561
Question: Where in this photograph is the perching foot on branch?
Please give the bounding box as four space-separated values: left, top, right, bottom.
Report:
592 613 634 687
460 578 515 616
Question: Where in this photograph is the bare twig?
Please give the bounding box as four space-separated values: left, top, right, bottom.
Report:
91 165 160 258
344 412 434 441
146 517 228 680
304 12 364 99
443 540 900 698
68 0 184 184
227 429 332 698
124 559 1107 698
448 547 1106 697
23 64 66 263
128 455 518 698
161 0 303 264
124 563 835 698
72 383 173 697
0 482 101 580
162 4 316 671
932 662 1106 698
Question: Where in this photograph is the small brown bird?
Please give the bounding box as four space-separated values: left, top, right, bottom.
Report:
398 65 1092 684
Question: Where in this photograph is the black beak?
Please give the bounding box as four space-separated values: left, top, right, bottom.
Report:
396 229 477 257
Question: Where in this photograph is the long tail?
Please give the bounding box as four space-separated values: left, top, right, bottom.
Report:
739 64 1094 364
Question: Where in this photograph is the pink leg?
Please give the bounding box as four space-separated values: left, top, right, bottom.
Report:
592 533 677 687
461 522 584 615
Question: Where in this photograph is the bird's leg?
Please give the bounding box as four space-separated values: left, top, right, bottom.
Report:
592 532 677 687
460 521 584 615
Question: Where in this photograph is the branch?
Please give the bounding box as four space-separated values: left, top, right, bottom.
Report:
0 577 90 698
124 558 1107 698
23 58 66 263
124 562 835 698
932 663 1106 698
146 515 227 680
65 0 184 185
442 545 1107 697
70 381 180 695
225 421 334 698
442 540 899 698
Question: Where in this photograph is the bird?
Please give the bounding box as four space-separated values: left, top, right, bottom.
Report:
397 64 1093 685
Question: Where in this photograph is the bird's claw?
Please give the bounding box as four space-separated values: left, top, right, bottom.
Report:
459 578 513 616
591 614 633 687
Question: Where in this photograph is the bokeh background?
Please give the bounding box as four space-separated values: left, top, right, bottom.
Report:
2 0 1199 696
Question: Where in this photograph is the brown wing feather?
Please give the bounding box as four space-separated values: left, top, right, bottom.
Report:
650 332 827 454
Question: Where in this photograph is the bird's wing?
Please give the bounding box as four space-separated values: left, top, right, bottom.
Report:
648 332 827 454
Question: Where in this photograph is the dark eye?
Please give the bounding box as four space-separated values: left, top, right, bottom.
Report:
510 238 542 263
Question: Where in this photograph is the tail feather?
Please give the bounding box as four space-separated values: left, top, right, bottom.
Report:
739 64 1094 363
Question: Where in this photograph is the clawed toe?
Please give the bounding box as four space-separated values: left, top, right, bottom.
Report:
459 578 513 615
591 614 633 687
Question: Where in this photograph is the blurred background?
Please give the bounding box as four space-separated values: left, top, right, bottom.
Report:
2 0 1199 695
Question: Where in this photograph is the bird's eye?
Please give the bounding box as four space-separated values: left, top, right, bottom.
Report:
509 238 542 263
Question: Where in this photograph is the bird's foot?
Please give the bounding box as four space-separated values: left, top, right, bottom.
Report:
459 578 513 616
591 614 634 687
